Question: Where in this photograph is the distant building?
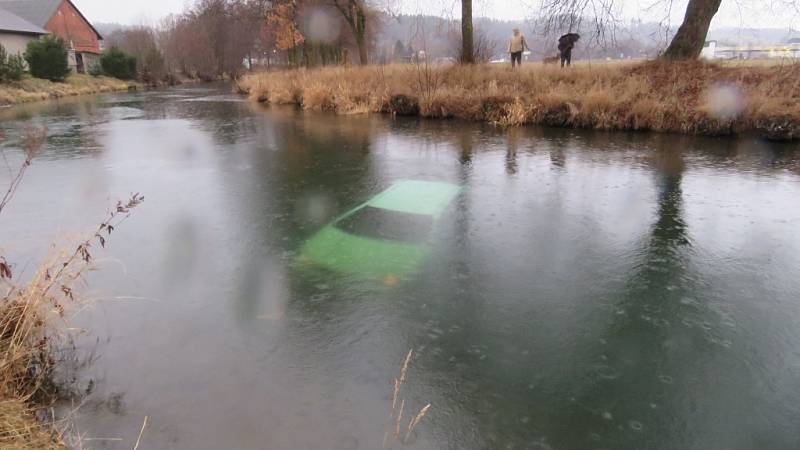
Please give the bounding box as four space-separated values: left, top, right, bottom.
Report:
702 39 800 60
0 6 46 58
0 0 102 73
788 38 800 44
700 40 718 59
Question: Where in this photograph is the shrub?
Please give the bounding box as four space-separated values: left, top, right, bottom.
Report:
0 43 7 81
0 44 25 82
0 44 8 81
100 47 137 80
25 36 70 81
5 54 25 81
88 61 103 77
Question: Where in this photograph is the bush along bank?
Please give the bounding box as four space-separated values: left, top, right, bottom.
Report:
0 38 140 107
239 60 800 141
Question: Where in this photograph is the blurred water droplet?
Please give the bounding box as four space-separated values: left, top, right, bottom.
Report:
305 8 339 42
705 84 744 120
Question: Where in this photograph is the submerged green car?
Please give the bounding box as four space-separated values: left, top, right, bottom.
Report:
299 180 461 281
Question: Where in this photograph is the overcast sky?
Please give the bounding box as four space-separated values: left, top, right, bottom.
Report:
74 0 799 29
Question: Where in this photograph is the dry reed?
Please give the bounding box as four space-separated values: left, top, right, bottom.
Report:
239 60 800 140
382 349 431 450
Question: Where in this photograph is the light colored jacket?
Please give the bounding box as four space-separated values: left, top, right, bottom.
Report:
508 34 528 53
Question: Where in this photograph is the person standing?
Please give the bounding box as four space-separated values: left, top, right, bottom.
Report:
558 33 581 68
508 28 529 68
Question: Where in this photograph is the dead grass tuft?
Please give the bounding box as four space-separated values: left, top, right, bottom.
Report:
0 399 62 449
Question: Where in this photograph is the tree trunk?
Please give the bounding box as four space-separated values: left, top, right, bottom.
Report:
354 4 367 65
356 34 368 66
354 4 368 65
662 0 722 60
461 0 474 64
332 1 369 65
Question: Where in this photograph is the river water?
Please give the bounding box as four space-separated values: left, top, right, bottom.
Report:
1 84 800 449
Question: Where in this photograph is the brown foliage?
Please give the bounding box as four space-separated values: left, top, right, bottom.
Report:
266 2 305 51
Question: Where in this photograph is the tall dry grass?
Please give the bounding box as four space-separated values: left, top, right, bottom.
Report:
1 128 143 448
239 60 800 140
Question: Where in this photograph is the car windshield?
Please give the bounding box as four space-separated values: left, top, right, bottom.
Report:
334 206 434 243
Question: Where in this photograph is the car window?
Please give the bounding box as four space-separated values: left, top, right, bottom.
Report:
334 206 434 243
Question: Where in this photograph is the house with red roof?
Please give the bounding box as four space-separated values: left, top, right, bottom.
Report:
0 0 102 73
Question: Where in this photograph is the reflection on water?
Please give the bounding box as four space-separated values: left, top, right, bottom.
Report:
1 84 800 449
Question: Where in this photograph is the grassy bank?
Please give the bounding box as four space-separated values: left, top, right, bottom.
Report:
0 74 139 107
239 60 800 140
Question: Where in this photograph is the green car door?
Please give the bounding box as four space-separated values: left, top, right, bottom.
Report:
299 180 462 281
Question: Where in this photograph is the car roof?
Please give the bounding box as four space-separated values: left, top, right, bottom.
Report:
366 180 461 216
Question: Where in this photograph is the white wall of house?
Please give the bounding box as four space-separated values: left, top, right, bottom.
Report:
0 32 38 58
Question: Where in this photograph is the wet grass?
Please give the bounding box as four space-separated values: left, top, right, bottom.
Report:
239 60 800 140
0 74 139 107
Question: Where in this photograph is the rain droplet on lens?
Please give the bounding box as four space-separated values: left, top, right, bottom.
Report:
705 84 744 120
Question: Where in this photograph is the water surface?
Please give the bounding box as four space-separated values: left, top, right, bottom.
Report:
1 84 800 449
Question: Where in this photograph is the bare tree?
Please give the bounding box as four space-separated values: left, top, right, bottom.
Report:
462 0 475 63
662 0 722 59
330 0 370 64
536 0 620 46
448 26 498 63
155 0 269 78
538 0 800 60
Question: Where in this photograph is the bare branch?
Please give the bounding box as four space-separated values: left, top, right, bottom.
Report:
0 127 46 217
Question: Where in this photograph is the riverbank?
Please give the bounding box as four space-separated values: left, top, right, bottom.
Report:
239 60 800 140
0 74 139 107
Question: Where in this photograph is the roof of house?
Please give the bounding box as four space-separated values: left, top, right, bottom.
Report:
0 5 46 35
0 0 59 27
0 0 101 39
